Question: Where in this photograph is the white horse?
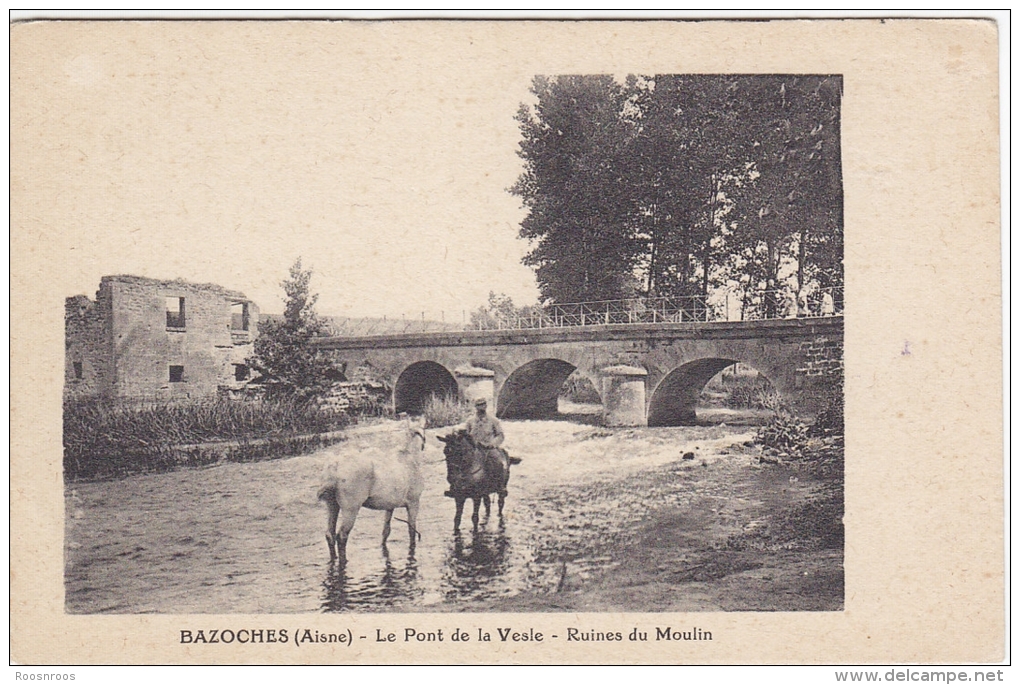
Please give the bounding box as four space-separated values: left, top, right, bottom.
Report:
317 417 426 563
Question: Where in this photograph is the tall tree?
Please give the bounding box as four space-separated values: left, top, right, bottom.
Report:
511 75 641 303
717 75 844 315
248 258 341 399
509 74 843 314
625 75 749 299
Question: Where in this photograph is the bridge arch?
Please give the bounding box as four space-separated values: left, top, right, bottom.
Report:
497 358 592 420
394 360 459 415
647 358 780 427
315 317 842 426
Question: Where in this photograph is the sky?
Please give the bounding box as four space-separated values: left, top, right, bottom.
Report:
13 14 1006 324
14 22 546 319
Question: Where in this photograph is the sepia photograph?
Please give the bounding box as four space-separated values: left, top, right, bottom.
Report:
11 18 1002 664
60 70 844 616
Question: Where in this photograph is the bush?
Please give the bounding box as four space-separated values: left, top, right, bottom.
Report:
560 373 602 404
755 412 809 455
702 370 779 410
63 397 352 481
743 383 844 553
805 389 845 480
421 395 470 429
810 393 844 438
722 383 755 408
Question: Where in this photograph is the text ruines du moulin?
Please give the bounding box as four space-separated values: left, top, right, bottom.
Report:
179 626 712 647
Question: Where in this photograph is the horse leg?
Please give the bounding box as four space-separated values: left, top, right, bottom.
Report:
406 499 420 553
382 509 393 546
336 505 360 564
324 496 340 561
498 491 506 517
483 494 491 519
454 497 465 532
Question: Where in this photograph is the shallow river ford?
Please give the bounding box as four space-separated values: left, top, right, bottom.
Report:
65 419 759 613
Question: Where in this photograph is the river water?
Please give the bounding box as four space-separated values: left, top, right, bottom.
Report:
64 419 760 614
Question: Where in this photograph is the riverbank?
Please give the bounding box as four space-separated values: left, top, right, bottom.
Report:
423 425 844 613
65 419 842 613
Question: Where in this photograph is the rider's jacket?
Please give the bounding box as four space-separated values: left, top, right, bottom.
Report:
465 413 505 449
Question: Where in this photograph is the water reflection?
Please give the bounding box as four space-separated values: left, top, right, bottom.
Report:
321 545 420 612
442 524 513 600
65 420 780 613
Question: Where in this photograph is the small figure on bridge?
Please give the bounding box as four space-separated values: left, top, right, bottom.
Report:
797 288 809 317
821 290 835 316
786 290 799 319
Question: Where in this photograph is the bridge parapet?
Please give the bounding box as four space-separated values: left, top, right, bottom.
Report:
470 288 842 331
314 316 843 351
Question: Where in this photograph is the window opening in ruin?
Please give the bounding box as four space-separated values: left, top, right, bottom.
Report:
166 296 186 329
233 364 250 382
73 361 83 380
231 302 250 331
169 365 185 383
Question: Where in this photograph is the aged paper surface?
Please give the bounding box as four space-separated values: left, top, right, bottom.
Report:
11 19 1002 664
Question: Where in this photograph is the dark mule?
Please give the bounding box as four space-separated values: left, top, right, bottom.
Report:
436 429 519 532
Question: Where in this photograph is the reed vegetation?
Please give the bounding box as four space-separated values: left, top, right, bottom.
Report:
63 396 352 481
421 395 470 429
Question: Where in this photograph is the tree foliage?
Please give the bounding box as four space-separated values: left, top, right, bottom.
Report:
510 74 843 310
720 76 844 316
248 259 341 399
469 291 535 330
511 76 641 303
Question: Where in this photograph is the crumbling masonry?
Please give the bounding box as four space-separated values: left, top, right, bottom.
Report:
65 275 259 402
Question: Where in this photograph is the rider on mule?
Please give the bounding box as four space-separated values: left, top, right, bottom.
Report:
445 397 511 498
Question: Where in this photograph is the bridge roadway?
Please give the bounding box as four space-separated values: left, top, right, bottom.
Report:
313 317 843 426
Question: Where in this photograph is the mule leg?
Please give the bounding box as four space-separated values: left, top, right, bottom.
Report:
406 499 420 552
324 497 340 561
382 509 393 546
454 497 466 532
336 505 360 564
499 470 509 516
471 498 481 531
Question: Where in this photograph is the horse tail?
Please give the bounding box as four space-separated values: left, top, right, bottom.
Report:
317 483 337 503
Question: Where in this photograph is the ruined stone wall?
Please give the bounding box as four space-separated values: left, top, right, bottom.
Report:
317 381 391 416
65 275 258 402
64 291 114 399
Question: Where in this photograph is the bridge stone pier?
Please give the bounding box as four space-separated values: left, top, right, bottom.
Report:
314 318 843 427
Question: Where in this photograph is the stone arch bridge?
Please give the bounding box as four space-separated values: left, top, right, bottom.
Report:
314 318 843 426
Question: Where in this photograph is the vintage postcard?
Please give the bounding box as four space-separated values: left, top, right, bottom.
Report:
10 19 1003 664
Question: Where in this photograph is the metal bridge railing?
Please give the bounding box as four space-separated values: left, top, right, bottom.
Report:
737 287 842 321
478 295 710 331
476 287 842 331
